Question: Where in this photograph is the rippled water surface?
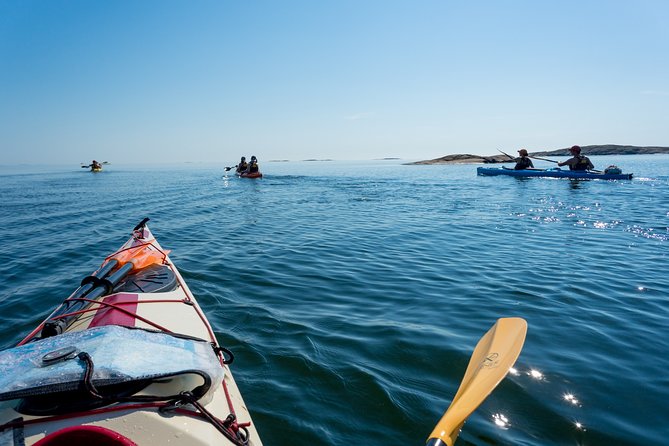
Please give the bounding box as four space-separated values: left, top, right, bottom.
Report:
1 156 668 445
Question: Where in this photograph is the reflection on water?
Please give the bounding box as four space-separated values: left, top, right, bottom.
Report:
528 369 544 380
563 393 580 406
492 412 510 429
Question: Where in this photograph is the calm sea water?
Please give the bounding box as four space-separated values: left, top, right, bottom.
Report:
1 155 668 446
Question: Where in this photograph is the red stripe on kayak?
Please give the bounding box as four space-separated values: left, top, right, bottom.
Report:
89 293 139 328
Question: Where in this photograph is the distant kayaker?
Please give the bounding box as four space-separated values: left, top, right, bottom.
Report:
91 160 102 169
235 157 248 174
246 156 259 174
557 145 594 171
514 149 534 170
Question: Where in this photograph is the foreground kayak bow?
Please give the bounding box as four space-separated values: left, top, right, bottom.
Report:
0 219 262 446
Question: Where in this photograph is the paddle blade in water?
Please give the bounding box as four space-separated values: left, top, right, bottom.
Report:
426 317 527 446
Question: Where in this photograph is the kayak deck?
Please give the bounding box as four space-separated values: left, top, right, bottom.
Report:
0 220 261 446
477 166 633 180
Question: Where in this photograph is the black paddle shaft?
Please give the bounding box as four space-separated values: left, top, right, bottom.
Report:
40 260 134 338
40 217 151 338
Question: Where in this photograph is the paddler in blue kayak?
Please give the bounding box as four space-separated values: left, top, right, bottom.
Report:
235 156 248 174
557 145 594 171
514 149 534 170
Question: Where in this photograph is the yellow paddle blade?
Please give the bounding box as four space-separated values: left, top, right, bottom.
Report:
426 317 527 446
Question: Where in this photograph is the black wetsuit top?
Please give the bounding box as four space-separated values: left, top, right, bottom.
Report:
514 157 534 170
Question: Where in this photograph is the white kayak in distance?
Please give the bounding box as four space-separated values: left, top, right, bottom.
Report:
0 218 262 446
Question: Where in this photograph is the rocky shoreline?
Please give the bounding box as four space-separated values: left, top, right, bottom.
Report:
408 145 669 165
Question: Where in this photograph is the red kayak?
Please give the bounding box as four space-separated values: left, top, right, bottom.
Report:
238 171 262 178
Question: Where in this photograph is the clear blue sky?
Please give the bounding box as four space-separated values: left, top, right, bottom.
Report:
1 0 668 164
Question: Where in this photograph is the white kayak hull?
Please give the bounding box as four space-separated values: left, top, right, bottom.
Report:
0 221 262 446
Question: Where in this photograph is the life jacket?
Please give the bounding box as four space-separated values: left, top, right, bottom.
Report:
570 156 590 171
236 162 248 172
248 162 259 173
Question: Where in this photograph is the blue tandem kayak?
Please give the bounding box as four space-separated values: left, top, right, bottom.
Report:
477 167 633 180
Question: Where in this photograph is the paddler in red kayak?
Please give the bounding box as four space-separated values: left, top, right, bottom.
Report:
245 156 260 174
235 156 248 174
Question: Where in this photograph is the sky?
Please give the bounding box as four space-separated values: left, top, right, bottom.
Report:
1 0 668 164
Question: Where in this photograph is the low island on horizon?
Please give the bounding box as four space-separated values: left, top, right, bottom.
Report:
408 144 669 165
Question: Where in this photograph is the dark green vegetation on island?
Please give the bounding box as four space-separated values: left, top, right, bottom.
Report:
409 145 669 165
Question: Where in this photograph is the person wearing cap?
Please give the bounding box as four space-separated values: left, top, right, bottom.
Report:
246 156 259 174
557 145 594 171
235 156 248 174
514 149 534 170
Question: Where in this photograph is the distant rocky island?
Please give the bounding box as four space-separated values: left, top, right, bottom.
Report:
409 145 669 165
